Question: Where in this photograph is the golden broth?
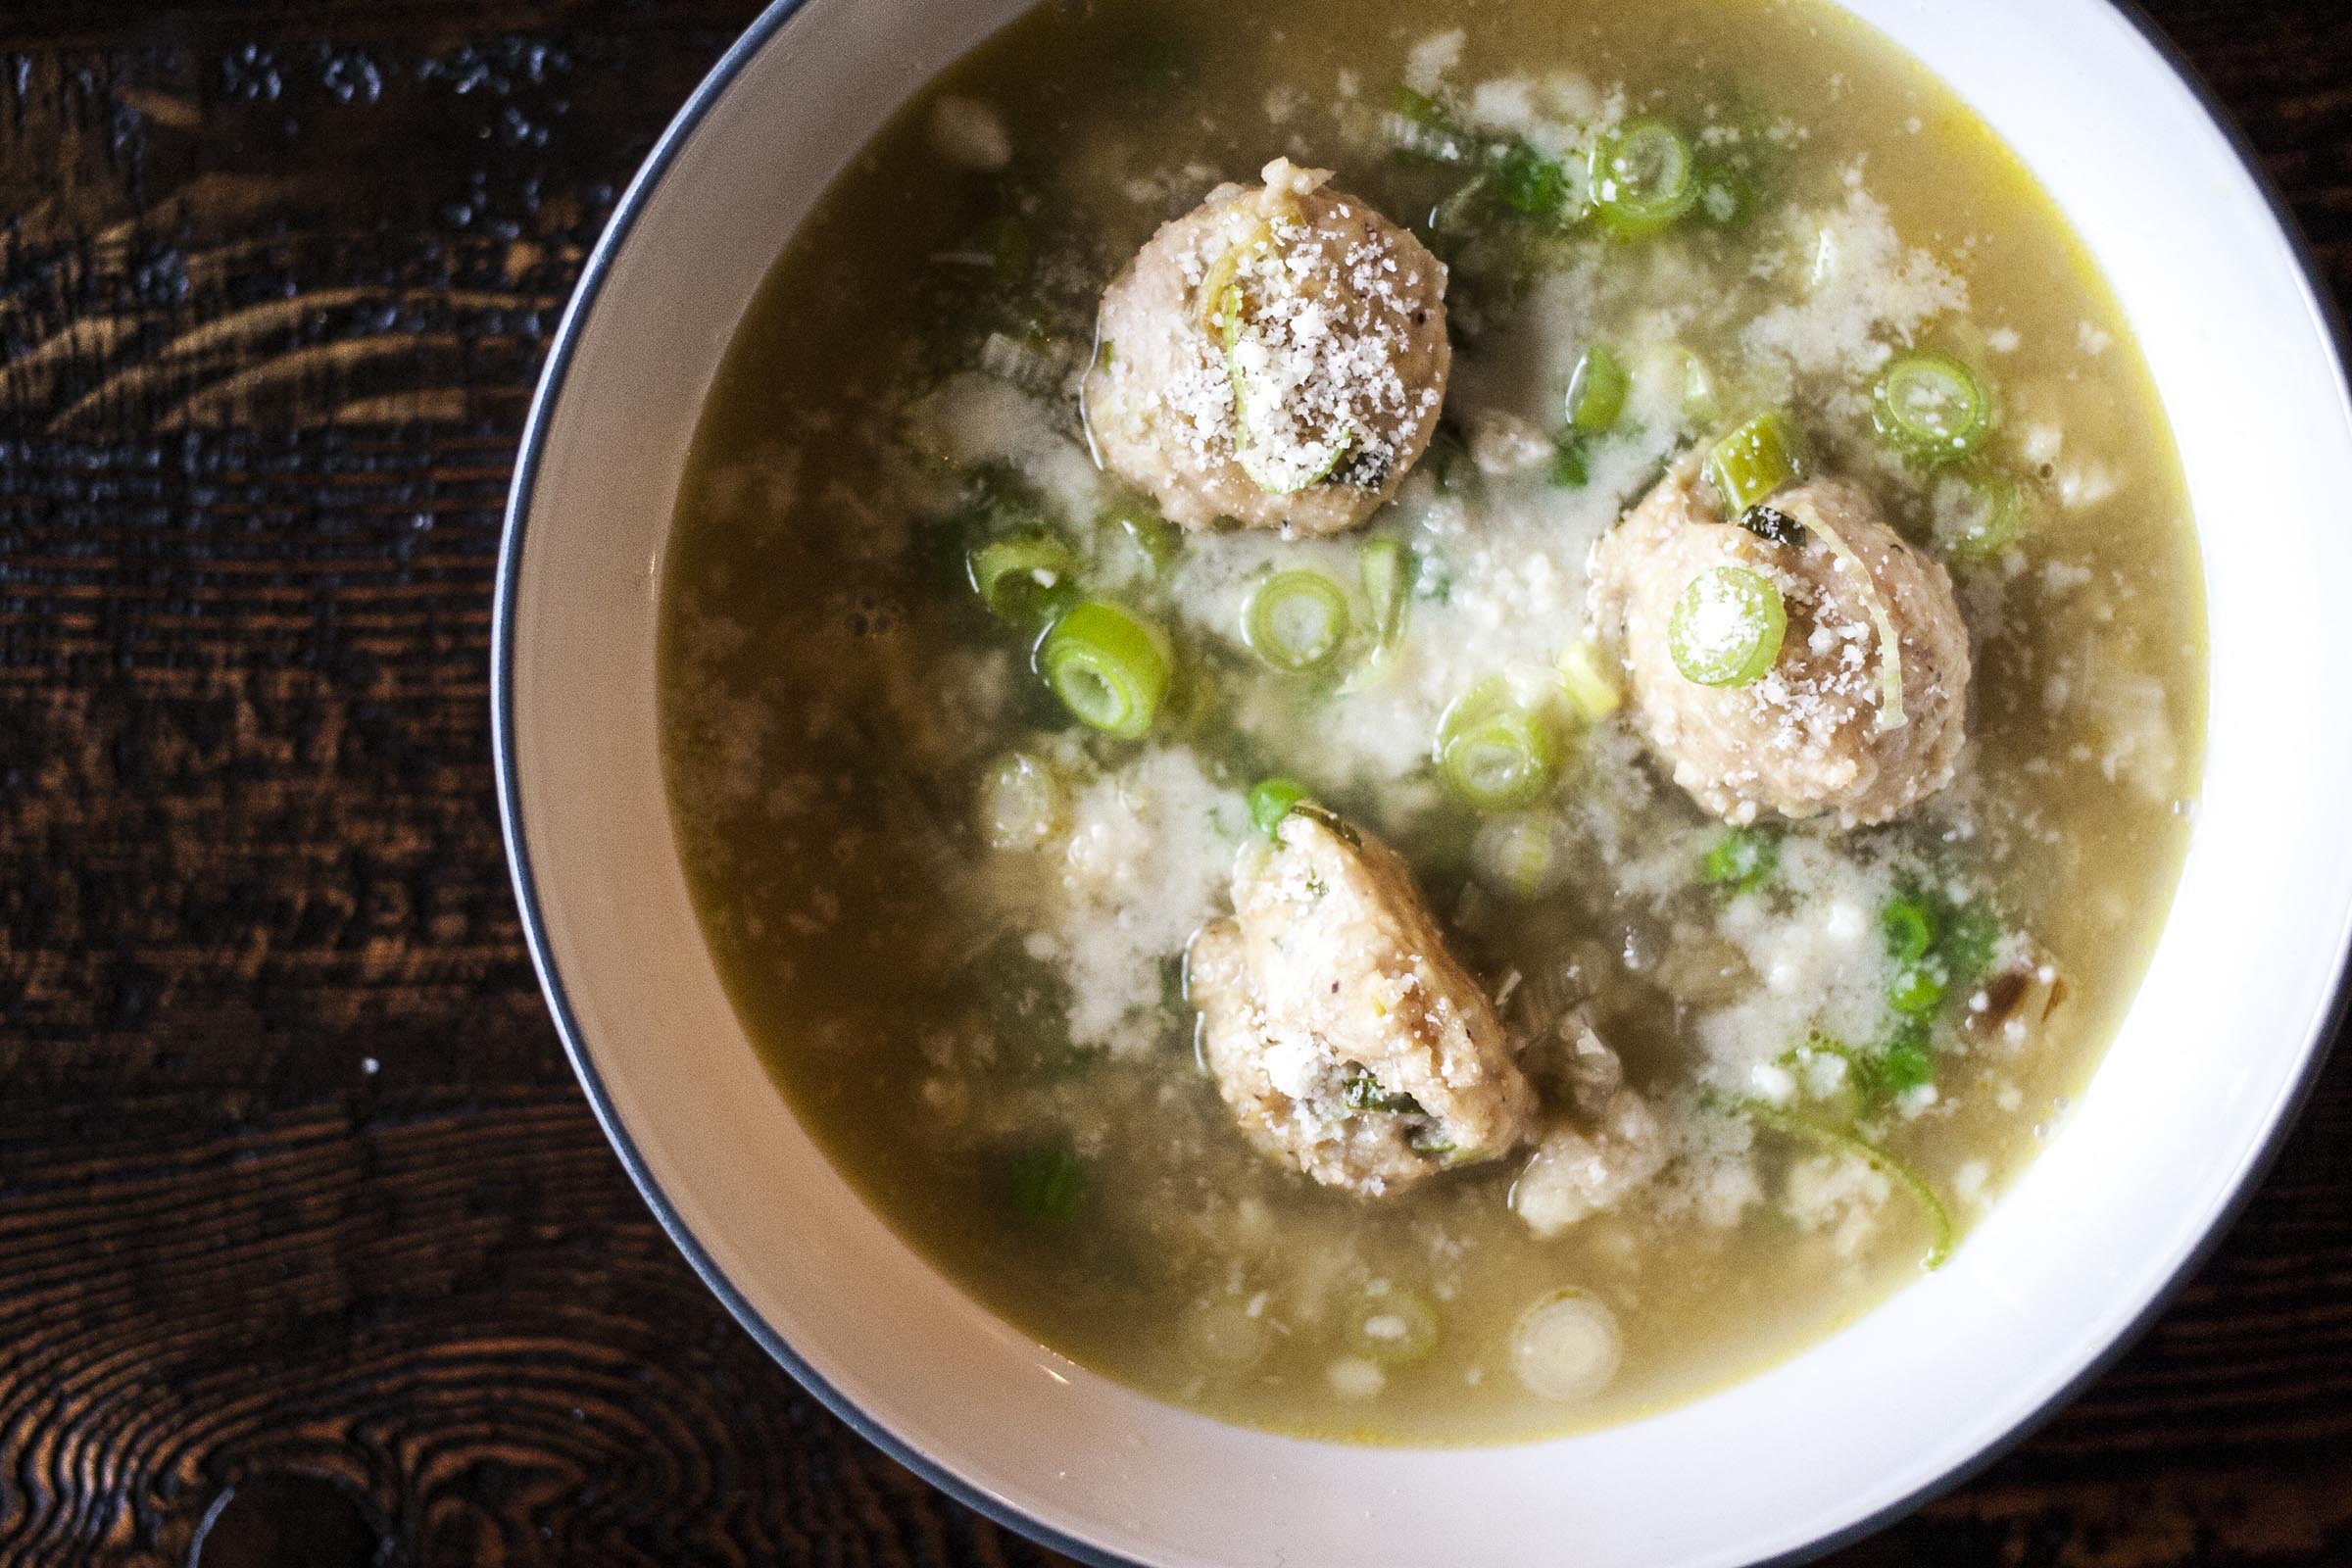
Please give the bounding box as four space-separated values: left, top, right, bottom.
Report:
659 0 2203 1444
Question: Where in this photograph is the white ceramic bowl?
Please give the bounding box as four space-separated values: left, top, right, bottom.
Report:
495 3 2352 1563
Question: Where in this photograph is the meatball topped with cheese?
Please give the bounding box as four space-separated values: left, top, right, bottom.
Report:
1187 805 1537 1197
1081 159 1450 536
1588 460 1972 827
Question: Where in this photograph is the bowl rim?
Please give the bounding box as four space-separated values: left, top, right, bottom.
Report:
492 2 2352 1563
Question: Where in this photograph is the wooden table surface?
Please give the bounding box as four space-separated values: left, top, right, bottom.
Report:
1 2 2347 1564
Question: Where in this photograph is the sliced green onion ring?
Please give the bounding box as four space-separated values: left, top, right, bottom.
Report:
1588 120 1700 238
1103 500 1181 575
1704 411 1810 515
1437 683 1558 812
1235 426 1353 495
1471 811 1569 902
1196 220 1274 341
1779 494 1908 732
1245 570 1351 672
1361 538 1407 647
1248 776 1309 838
1340 539 1411 695
1678 349 1723 425
978 751 1066 850
1387 84 1478 167
1939 469 2027 564
1881 897 1936 963
1636 343 1721 426
969 534 1083 629
1872 351 1992 463
1668 566 1787 688
1346 1283 1442 1365
1556 639 1623 719
1736 1098 1952 1270
1566 345 1630 433
1038 600 1174 739
1888 959 1948 1016
1490 142 1571 219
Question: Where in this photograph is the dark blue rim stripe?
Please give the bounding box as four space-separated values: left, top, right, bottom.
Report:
490 3 2352 1565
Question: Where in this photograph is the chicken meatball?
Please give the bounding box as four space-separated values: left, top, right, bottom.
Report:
1081 159 1450 536
1588 461 1971 827
1187 806 1536 1196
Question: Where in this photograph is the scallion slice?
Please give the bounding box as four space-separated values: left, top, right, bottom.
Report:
1102 499 1180 575
1872 350 1992 464
978 751 1065 850
1939 469 2027 564
1888 959 1948 1016
1679 350 1723 425
1668 566 1787 688
1779 494 1908 732
1588 120 1699 238
1566 346 1630 433
1490 142 1571 219
1437 683 1558 812
1881 896 1936 963
1736 1099 1952 1270
1361 538 1407 648
1244 570 1350 672
1471 811 1568 902
1346 1283 1442 1365
1387 84 1478 167
1704 411 1809 515
968 534 1082 630
1556 639 1623 719
1195 220 1273 341
1637 343 1722 426
1248 776 1308 838
1235 426 1352 495
1038 600 1174 739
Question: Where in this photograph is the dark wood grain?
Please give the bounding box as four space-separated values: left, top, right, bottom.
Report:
1 3 2347 1565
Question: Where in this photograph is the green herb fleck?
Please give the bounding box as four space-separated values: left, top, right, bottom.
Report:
1490 141 1570 218
1549 430 1592 488
1701 826 1779 895
1939 898 2003 987
1881 896 1936 963
1009 1139 1085 1225
1881 1026 1936 1096
1888 957 1949 1016
1342 1071 1426 1115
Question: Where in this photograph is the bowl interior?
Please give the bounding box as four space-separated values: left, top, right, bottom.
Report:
498 2 2352 1564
